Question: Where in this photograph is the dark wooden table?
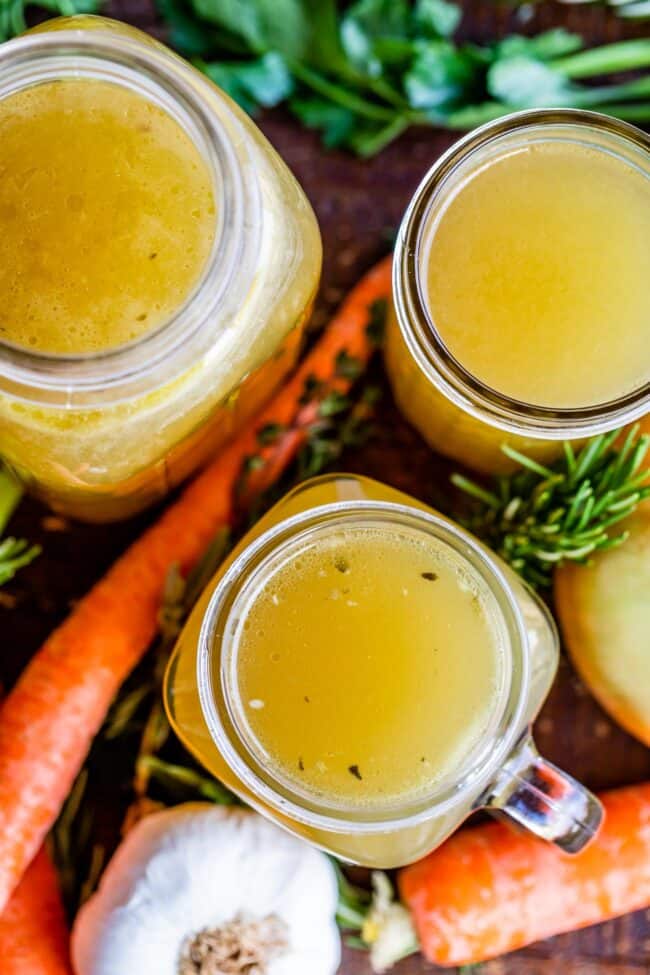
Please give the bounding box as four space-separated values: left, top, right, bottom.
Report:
3 2 650 973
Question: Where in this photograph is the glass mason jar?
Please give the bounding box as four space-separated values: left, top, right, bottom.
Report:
0 17 321 521
386 110 650 475
164 474 602 868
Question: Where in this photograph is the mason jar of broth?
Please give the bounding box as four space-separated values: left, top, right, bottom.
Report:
0 17 321 521
164 473 602 868
387 110 650 474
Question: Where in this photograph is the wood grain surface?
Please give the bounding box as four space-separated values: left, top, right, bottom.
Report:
2 2 649 972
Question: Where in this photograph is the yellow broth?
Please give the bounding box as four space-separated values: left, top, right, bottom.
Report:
228 523 505 810
0 79 215 354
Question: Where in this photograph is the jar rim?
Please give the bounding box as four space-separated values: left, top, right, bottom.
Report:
393 108 650 440
0 24 261 406
197 497 531 834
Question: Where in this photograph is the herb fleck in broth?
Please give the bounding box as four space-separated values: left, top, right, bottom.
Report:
226 524 507 810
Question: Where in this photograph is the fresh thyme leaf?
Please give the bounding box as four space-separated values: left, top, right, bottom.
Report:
335 348 364 380
299 373 327 404
256 421 287 446
366 298 388 346
452 426 650 588
319 390 352 417
297 381 380 480
243 453 266 473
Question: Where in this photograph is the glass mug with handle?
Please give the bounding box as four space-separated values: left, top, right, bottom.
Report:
164 473 602 868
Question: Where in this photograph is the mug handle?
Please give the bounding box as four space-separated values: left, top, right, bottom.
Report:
483 735 604 853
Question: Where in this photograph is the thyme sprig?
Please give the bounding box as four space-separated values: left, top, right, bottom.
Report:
452 425 650 588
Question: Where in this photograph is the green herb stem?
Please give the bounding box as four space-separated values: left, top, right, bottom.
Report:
442 101 512 129
598 101 650 121
616 0 650 18
287 59 398 122
552 38 650 78
569 75 650 107
353 114 410 156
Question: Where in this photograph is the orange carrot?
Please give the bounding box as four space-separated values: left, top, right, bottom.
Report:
0 847 72 974
0 256 392 913
399 782 650 968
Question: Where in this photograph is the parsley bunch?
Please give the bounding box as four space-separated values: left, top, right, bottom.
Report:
156 0 650 155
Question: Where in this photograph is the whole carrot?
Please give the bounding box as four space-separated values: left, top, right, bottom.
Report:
0 256 392 914
399 782 650 967
0 847 72 975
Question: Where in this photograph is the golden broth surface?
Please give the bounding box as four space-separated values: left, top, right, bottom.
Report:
425 141 650 408
229 525 505 809
0 79 216 354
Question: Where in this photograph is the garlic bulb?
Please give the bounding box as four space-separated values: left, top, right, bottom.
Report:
71 803 340 975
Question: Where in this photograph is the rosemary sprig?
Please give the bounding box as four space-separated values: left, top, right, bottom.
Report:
0 464 39 587
452 425 650 588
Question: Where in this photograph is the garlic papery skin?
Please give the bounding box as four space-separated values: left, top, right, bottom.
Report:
71 803 340 975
